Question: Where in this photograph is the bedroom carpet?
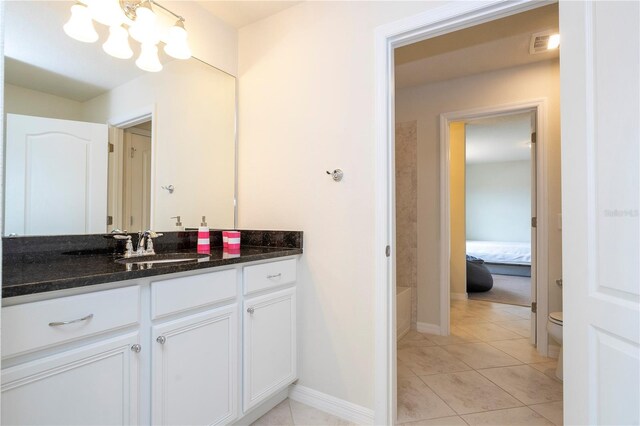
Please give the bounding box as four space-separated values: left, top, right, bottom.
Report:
468 274 531 307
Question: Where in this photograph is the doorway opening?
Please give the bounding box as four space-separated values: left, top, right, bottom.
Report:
443 105 542 351
391 3 561 425
107 118 153 233
461 111 536 309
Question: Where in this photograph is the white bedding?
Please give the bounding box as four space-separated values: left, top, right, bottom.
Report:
466 240 531 265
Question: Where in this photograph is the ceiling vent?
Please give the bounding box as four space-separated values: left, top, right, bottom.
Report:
530 30 557 54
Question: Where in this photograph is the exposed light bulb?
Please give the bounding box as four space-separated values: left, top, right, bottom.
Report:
136 43 163 72
63 3 99 43
164 20 192 60
87 0 124 27
547 34 560 50
129 2 160 44
103 25 133 59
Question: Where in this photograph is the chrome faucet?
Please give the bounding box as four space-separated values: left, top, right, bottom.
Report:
137 230 164 255
110 234 134 258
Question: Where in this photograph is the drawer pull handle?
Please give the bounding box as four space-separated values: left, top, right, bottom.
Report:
156 336 166 345
247 307 255 314
48 314 94 327
267 273 282 279
131 344 142 353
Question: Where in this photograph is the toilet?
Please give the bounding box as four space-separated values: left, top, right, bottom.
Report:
546 311 563 381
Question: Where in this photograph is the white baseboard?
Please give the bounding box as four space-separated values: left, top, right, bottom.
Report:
548 343 560 359
416 322 441 335
451 292 468 300
288 384 374 425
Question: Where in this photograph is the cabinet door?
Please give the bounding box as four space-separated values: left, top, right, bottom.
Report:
243 287 296 411
1 333 140 426
152 305 238 426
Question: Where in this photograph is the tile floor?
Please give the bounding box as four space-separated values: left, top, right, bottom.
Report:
254 299 563 426
251 398 354 426
397 299 563 425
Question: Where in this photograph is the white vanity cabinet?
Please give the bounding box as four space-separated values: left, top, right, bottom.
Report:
243 287 296 411
242 259 297 411
1 286 142 426
1 256 299 426
2 332 141 426
150 270 239 425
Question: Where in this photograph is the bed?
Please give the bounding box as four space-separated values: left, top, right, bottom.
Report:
466 240 532 277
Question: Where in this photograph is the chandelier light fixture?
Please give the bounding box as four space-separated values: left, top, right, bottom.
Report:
63 0 192 72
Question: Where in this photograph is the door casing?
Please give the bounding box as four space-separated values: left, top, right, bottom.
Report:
439 103 547 352
373 1 555 424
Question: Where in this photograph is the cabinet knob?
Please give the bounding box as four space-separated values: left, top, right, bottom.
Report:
247 307 255 314
130 344 142 353
156 336 166 344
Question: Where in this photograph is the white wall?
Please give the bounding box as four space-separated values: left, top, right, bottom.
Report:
82 59 236 231
4 84 83 121
466 160 531 243
396 59 562 326
238 0 444 410
162 1 238 76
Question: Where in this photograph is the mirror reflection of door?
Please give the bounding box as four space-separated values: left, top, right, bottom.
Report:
122 123 152 233
5 114 108 236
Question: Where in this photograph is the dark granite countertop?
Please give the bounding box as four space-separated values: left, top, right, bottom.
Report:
2 230 303 298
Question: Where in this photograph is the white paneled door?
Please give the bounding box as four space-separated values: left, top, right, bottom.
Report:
5 114 108 235
560 2 640 425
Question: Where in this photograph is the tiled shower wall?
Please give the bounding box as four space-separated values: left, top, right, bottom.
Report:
396 121 418 328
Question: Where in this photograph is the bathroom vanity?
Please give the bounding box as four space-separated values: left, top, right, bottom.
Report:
1 231 302 425
1 2 303 424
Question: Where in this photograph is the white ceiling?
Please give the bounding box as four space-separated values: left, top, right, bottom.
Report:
196 1 301 28
465 112 533 164
395 4 559 89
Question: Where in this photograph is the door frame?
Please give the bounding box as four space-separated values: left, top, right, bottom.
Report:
122 126 152 232
439 101 549 352
373 1 553 423
108 106 156 231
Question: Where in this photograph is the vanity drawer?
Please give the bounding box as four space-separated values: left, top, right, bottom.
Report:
2 286 140 359
244 259 297 295
151 269 237 319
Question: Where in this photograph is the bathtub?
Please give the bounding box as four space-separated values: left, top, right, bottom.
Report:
397 286 411 340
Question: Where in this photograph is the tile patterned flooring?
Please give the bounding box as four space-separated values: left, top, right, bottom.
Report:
251 399 353 426
397 300 563 425
254 299 563 426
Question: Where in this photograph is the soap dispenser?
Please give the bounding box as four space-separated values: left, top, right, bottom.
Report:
198 216 210 254
171 215 183 230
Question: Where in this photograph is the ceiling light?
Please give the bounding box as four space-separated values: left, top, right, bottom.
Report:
136 43 163 72
103 25 133 59
164 20 192 60
63 3 99 43
547 34 560 50
86 0 124 27
63 0 191 72
129 1 160 44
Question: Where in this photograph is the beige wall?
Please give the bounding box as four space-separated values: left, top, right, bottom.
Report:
449 122 467 297
238 1 444 409
396 59 563 327
4 84 83 121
